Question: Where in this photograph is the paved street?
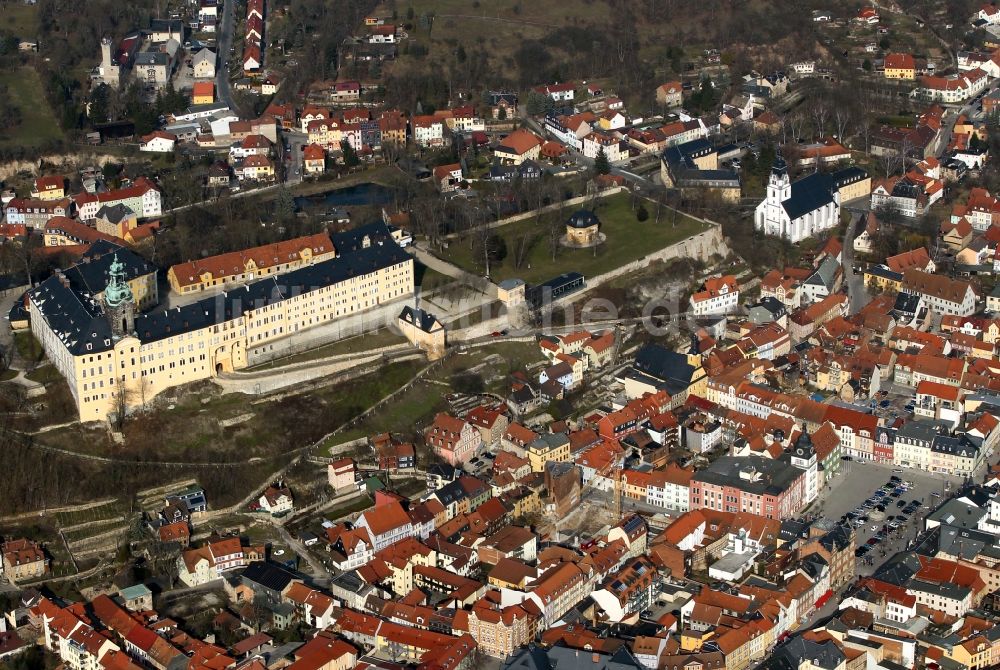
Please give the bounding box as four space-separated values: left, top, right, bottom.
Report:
284 131 308 184
840 210 869 316
215 0 237 112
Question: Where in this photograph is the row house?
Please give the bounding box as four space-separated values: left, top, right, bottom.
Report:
953 187 1000 232
355 500 415 551
5 197 74 229
590 557 660 623
524 560 593 625
425 412 483 466
689 455 807 520
914 380 962 423
646 464 694 511
582 131 626 162
43 216 117 247
72 177 162 221
544 112 595 151
894 352 966 388
891 419 947 471
167 231 335 294
466 405 510 447
913 68 990 103
691 275 740 316
822 406 878 461
177 537 262 586
457 597 538 658
596 391 671 440
411 115 445 147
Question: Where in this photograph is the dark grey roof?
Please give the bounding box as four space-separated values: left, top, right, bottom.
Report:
504 644 644 670
487 92 518 106
240 561 299 593
769 637 845 670
434 480 468 506
29 273 113 356
135 51 169 66
805 255 840 289
545 460 578 479
872 551 922 586
935 524 994 560
632 343 697 389
931 434 981 458
662 140 739 187
779 519 809 544
908 578 970 600
865 264 903 282
567 210 599 229
893 291 922 316
891 179 922 200
820 524 854 553
782 172 837 222
31 224 409 354
426 463 458 481
692 455 805 496
134 223 408 345
926 498 987 530
748 297 787 324
96 203 134 224
830 166 869 187
67 241 155 296
399 305 440 333
149 18 184 33
895 419 946 445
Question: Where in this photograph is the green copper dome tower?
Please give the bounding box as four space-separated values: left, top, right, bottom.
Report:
104 254 135 339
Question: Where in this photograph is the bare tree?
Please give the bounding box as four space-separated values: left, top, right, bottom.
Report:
811 99 830 138
833 106 853 144
877 149 904 179
111 376 140 432
513 232 534 269
858 122 873 156
788 111 807 143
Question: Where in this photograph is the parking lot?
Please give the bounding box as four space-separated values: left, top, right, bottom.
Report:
813 459 961 576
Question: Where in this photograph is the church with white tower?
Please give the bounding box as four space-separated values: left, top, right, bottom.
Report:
754 155 840 243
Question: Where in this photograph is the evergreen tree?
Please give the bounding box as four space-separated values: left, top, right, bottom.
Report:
594 147 611 175
88 84 110 125
274 186 296 223
341 140 360 167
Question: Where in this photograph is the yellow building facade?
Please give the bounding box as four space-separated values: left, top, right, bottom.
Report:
29 224 414 421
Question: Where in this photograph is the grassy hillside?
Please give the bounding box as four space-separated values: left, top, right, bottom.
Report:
0 67 64 148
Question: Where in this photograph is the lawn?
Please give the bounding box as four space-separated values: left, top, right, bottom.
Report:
4 4 39 37
384 0 613 66
415 263 453 292
25 365 63 385
325 339 541 453
14 331 45 364
0 67 65 148
440 192 711 285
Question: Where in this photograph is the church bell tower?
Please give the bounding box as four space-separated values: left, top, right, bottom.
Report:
767 153 791 204
103 255 135 339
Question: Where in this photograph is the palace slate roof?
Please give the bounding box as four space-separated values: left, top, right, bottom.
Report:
30 223 410 354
